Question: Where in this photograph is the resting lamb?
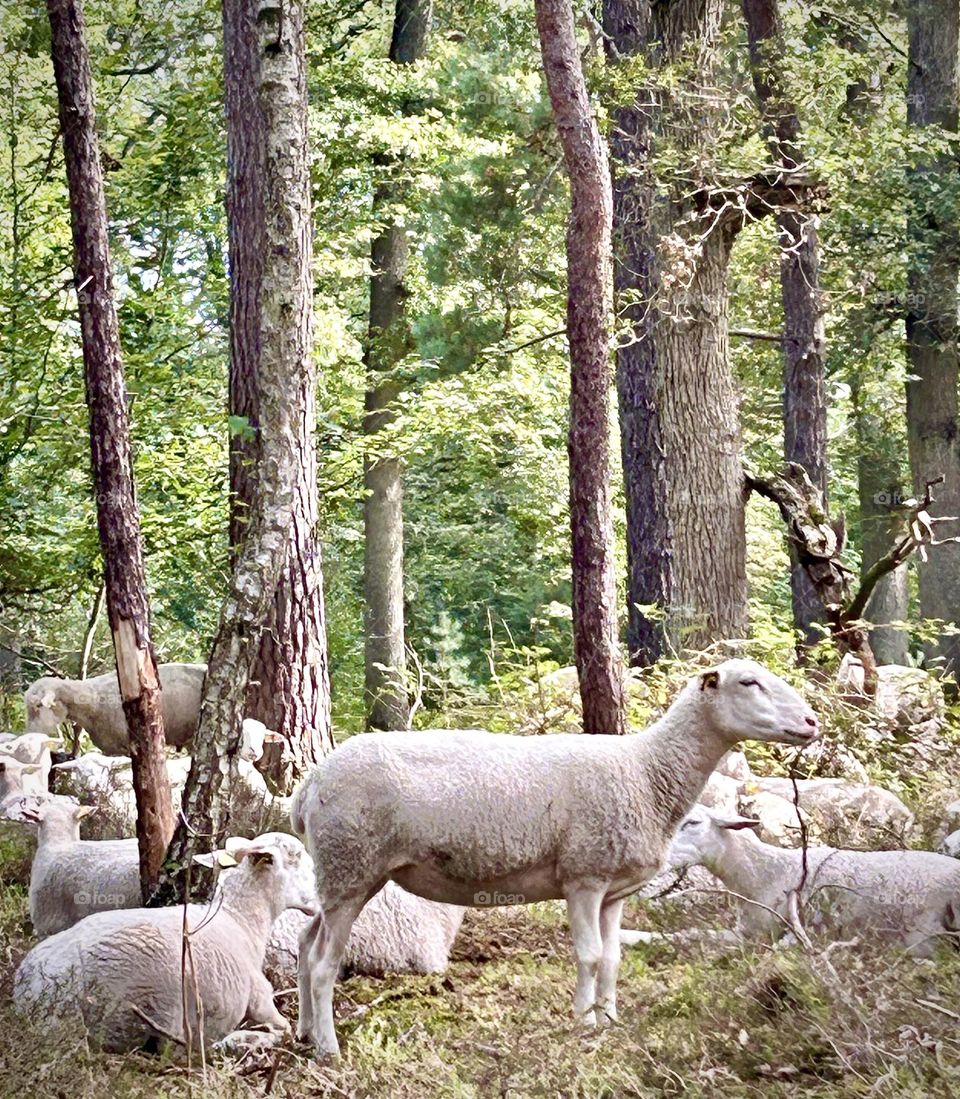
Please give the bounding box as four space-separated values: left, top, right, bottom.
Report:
668 804 960 955
24 664 206 753
291 658 820 1056
0 732 63 790
264 883 464 987
10 798 140 936
14 832 316 1052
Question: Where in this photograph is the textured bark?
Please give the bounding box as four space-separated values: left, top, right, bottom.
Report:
604 0 747 660
157 0 318 898
47 0 172 900
535 0 627 734
742 0 828 651
905 0 960 674
363 0 431 731
226 0 331 786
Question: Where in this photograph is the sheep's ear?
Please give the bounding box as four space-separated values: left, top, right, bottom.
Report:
21 764 41 775
74 805 97 820
263 732 284 743
717 816 762 831
247 850 276 867
698 669 720 691
193 850 238 870
51 759 78 771
45 737 64 750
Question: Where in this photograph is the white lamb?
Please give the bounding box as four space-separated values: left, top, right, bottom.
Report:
10 798 140 936
291 658 820 1056
0 732 63 790
668 804 960 955
24 663 207 753
0 755 45 803
264 883 465 988
14 832 316 1053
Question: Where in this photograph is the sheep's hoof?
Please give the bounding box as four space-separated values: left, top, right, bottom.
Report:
214 1030 283 1055
596 1008 618 1028
576 1010 598 1029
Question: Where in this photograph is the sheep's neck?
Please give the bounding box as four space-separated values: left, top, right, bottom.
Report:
638 695 732 830
219 876 278 953
37 823 81 847
706 837 800 900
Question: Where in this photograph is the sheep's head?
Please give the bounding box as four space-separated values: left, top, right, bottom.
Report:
7 796 94 837
52 751 132 791
24 679 69 733
667 804 761 871
239 718 283 762
0 757 44 799
695 659 819 747
0 732 63 765
197 831 317 918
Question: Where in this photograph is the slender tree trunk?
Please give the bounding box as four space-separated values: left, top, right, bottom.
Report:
157 0 317 898
535 0 627 733
741 0 828 651
363 0 431 731
905 0 960 675
605 0 747 659
47 0 172 900
225 0 331 788
605 2 671 667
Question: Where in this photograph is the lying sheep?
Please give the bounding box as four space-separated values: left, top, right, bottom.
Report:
0 732 63 790
264 883 465 988
291 658 820 1056
14 832 316 1053
668 805 960 955
9 798 140 936
24 664 207 753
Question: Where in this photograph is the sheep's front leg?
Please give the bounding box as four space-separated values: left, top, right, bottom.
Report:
302 898 366 1058
565 887 604 1026
596 897 625 1025
216 974 290 1055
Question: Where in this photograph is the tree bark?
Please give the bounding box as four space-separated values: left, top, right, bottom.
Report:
604 0 747 660
741 0 829 651
157 0 318 898
363 0 431 731
47 0 173 900
226 0 332 788
535 0 627 734
905 0 960 675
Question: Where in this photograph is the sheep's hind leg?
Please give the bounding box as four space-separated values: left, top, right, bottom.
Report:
565 887 604 1026
303 896 369 1058
596 897 625 1025
296 912 324 1042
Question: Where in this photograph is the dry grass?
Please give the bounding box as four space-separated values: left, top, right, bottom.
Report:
2 879 960 1099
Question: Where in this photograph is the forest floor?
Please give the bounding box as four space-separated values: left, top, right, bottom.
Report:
2 876 960 1099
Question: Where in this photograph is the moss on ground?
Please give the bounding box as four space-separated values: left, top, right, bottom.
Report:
2 883 960 1098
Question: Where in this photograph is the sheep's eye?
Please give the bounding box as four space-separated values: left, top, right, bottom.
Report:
739 678 760 688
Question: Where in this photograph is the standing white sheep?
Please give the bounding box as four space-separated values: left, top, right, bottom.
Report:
24 663 206 753
668 804 960 955
14 832 316 1052
10 798 140 936
291 658 820 1056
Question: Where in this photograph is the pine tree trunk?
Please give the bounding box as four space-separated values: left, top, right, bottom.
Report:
605 0 747 658
363 0 431 731
742 0 828 651
535 0 627 734
906 0 960 675
47 0 172 900
157 0 317 897
225 0 332 787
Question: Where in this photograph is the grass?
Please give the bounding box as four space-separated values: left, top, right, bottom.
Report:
3 881 960 1099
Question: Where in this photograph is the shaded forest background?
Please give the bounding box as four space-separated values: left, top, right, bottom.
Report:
0 0 943 729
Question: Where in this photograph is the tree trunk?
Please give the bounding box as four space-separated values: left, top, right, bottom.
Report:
605 0 747 659
157 0 317 898
363 0 431 731
47 0 173 900
605 2 672 667
905 0 960 675
741 0 828 651
226 0 332 787
852 382 909 665
534 0 626 734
